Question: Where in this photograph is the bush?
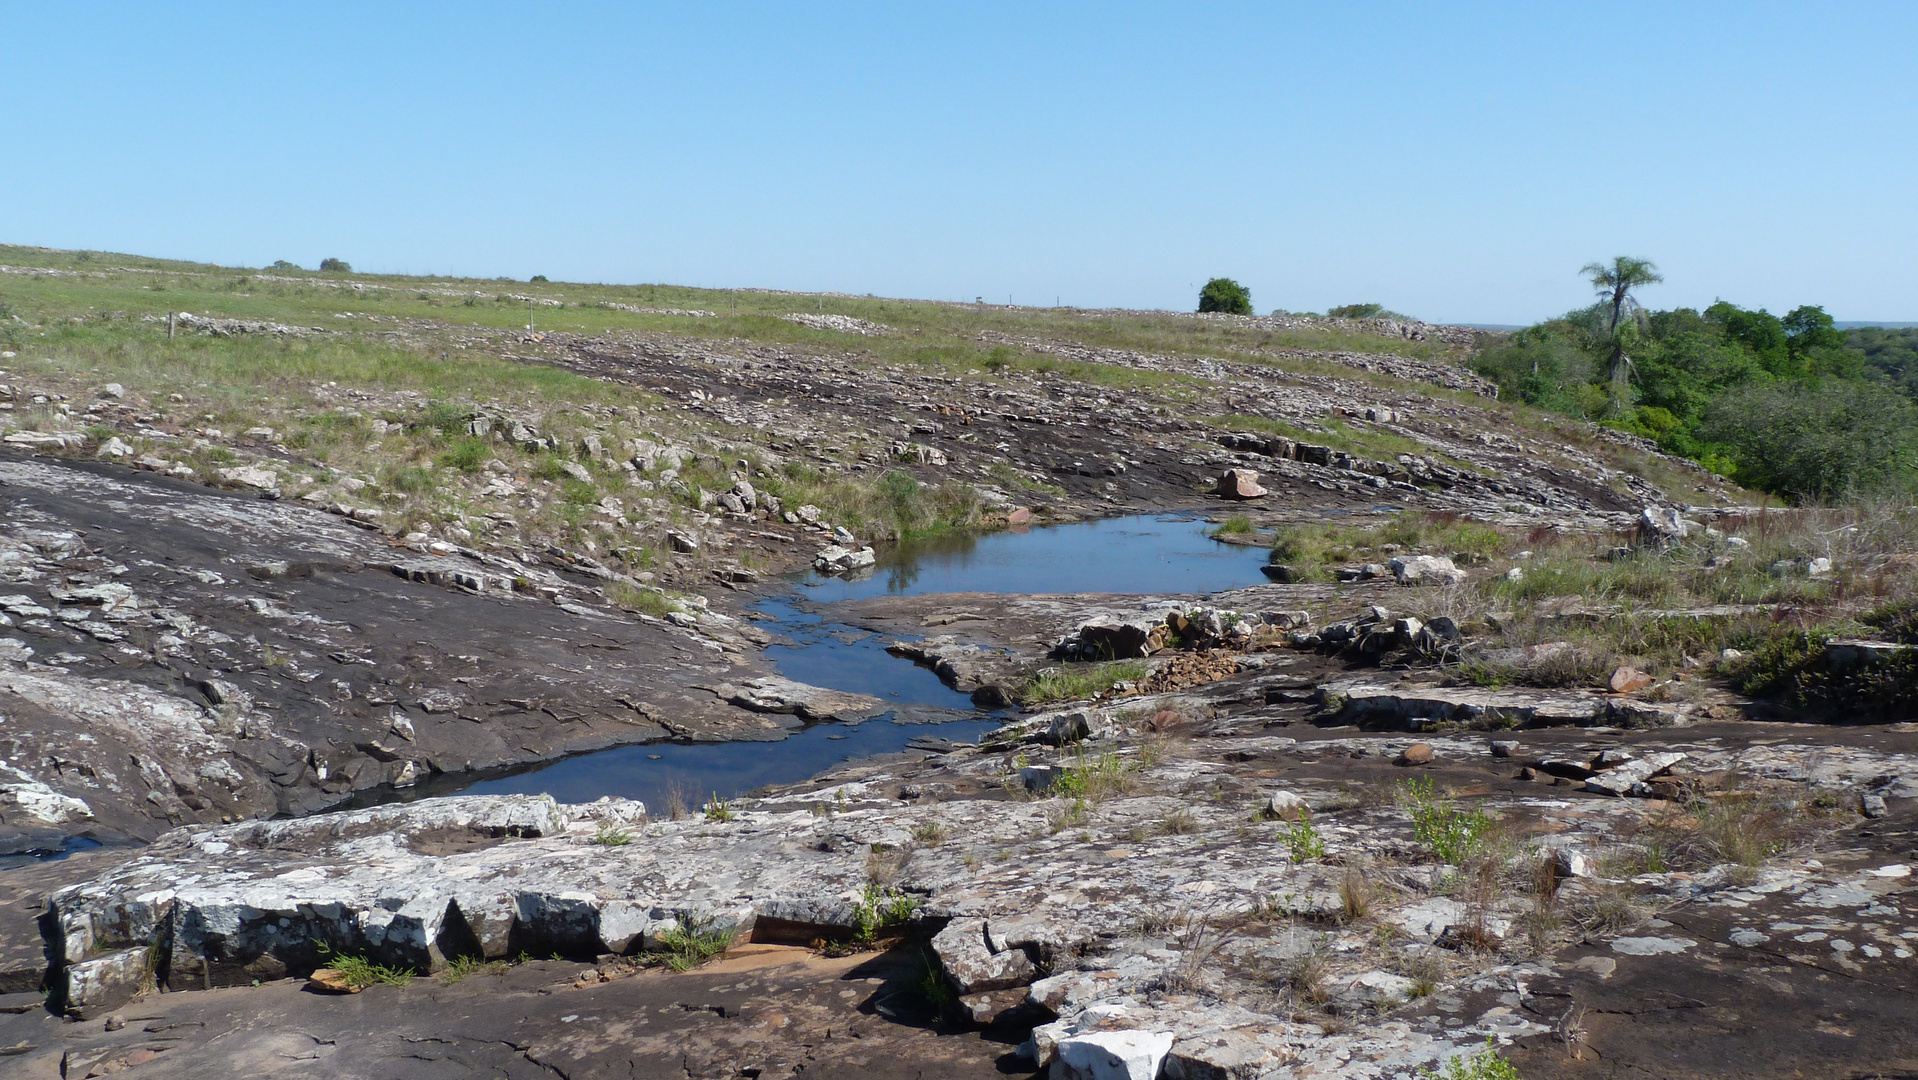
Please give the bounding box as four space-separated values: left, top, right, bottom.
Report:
1198 277 1253 316
270 259 300 270
1701 380 1918 503
1327 303 1385 319
1396 779 1493 864
318 258 352 273
530 274 549 283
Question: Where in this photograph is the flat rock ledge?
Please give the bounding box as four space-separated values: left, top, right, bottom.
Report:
46 789 1517 1076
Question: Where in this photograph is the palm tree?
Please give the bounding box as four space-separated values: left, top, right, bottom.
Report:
1581 256 1662 407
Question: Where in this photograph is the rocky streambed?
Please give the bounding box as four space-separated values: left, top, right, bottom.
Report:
1 446 1913 1079
6 498 1918 1077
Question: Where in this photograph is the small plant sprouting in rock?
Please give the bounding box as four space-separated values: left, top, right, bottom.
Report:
702 793 734 822
591 822 633 846
1396 778 1493 864
656 916 736 972
914 946 957 1009
1419 1036 1523 1080
1158 806 1199 835
438 954 509 984
1283 810 1327 864
852 883 919 945
910 821 947 846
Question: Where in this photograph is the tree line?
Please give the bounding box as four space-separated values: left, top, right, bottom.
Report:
1471 258 1918 504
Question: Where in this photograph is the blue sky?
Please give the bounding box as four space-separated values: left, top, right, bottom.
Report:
5 3 1913 323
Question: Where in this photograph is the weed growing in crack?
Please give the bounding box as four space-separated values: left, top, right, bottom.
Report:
656 917 736 972
438 954 509 983
591 823 633 846
852 884 919 945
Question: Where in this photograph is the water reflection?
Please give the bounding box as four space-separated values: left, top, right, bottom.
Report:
795 514 1271 602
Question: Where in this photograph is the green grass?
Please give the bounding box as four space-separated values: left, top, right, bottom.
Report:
314 942 415 989
1267 511 1514 576
1023 660 1147 704
1210 514 1255 536
656 919 737 972
437 954 510 983
591 823 634 846
1049 749 1139 803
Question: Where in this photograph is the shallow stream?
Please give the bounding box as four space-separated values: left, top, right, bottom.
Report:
451 515 1271 811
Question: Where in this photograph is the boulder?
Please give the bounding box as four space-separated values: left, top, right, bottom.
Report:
1608 666 1654 694
1585 751 1686 796
1214 468 1267 499
1267 790 1310 821
1388 554 1466 585
1637 506 1693 547
62 948 151 1017
813 545 877 574
932 917 1037 994
1396 743 1435 766
97 436 132 459
218 465 280 491
1046 710 1106 746
1054 1030 1176 1080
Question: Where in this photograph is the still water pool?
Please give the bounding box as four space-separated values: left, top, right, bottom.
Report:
444 515 1270 810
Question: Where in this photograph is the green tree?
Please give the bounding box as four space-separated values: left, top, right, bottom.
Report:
319 258 351 273
1701 380 1918 502
1581 256 1663 406
1198 277 1252 316
1783 304 1858 378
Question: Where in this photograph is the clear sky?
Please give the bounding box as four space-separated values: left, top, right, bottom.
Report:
5 3 1913 324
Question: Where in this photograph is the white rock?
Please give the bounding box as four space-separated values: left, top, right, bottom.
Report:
218 465 280 490
97 436 132 459
1267 790 1310 821
1388 554 1466 585
1054 1030 1176 1080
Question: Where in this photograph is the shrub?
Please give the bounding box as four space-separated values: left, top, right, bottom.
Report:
438 438 488 473
270 259 300 270
1396 778 1493 864
852 884 920 944
1198 277 1253 316
1421 1037 1522 1080
530 274 549 283
318 258 352 273
1283 812 1326 863
1328 303 1385 319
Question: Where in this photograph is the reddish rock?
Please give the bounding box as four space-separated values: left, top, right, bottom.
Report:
1396 743 1435 766
305 968 361 994
1214 468 1268 499
1609 666 1655 694
1006 506 1032 526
